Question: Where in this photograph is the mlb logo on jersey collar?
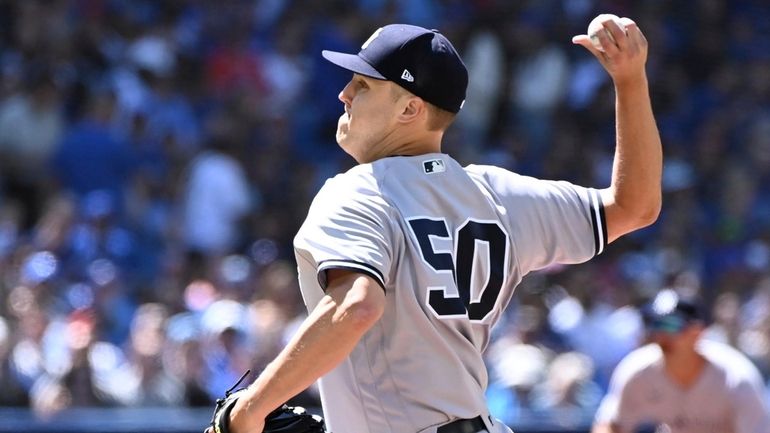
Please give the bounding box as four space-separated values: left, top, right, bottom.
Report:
423 159 446 174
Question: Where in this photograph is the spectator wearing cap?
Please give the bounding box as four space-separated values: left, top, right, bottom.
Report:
592 289 770 433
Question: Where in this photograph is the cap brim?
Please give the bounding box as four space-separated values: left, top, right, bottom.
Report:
321 50 386 80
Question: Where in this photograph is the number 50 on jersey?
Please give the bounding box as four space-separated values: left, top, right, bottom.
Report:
407 217 509 323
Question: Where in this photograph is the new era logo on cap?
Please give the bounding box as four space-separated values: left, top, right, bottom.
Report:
321 24 468 113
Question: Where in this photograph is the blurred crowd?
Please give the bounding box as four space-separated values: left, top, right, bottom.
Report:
0 0 769 426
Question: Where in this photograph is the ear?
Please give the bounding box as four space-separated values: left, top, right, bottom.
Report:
396 96 425 124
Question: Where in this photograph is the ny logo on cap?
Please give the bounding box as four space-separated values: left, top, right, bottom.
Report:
401 69 414 82
361 28 383 49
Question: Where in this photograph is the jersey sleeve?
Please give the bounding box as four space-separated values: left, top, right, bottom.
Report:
472 166 607 274
294 170 393 291
731 361 770 433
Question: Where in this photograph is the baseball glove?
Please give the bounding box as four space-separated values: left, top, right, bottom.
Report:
206 370 326 433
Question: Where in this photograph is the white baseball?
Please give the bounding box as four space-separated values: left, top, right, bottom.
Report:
587 14 633 52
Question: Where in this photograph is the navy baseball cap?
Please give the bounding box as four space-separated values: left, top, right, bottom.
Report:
322 24 468 113
642 290 704 334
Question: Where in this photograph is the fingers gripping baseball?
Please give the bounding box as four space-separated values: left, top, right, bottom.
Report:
572 14 648 84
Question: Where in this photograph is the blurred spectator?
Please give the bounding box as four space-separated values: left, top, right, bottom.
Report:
108 303 184 406
0 69 64 229
507 16 570 169
7 293 50 395
182 129 253 256
60 310 102 407
259 19 310 120
142 73 202 155
199 299 254 400
51 90 136 208
486 305 552 424
204 6 266 100
0 316 28 406
704 290 742 348
456 27 505 150
545 285 645 388
530 352 602 424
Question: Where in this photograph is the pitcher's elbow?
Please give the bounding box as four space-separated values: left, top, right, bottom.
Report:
646 202 662 224
636 200 662 228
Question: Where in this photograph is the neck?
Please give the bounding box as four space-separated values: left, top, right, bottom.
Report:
664 349 707 389
393 135 442 156
363 130 443 162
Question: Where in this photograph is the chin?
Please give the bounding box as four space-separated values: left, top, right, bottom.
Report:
337 139 364 162
335 135 353 153
336 131 351 148
336 123 349 142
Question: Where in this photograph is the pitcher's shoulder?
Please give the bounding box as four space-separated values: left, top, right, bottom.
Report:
464 164 540 186
318 164 382 196
464 163 517 177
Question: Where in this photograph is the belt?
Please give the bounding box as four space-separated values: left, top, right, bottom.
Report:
436 416 486 433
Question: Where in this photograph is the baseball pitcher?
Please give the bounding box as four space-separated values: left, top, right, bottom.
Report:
206 17 661 433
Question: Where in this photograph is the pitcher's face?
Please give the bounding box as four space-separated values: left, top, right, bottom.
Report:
336 74 400 163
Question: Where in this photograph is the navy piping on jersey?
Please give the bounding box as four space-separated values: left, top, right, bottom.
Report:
317 259 386 292
597 192 608 248
588 189 608 256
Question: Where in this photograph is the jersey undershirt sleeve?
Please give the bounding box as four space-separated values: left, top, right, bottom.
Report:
294 170 393 291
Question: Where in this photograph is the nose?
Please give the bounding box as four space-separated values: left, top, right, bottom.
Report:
338 80 354 106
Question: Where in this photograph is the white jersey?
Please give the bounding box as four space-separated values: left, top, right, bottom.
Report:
594 339 770 433
294 153 606 433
